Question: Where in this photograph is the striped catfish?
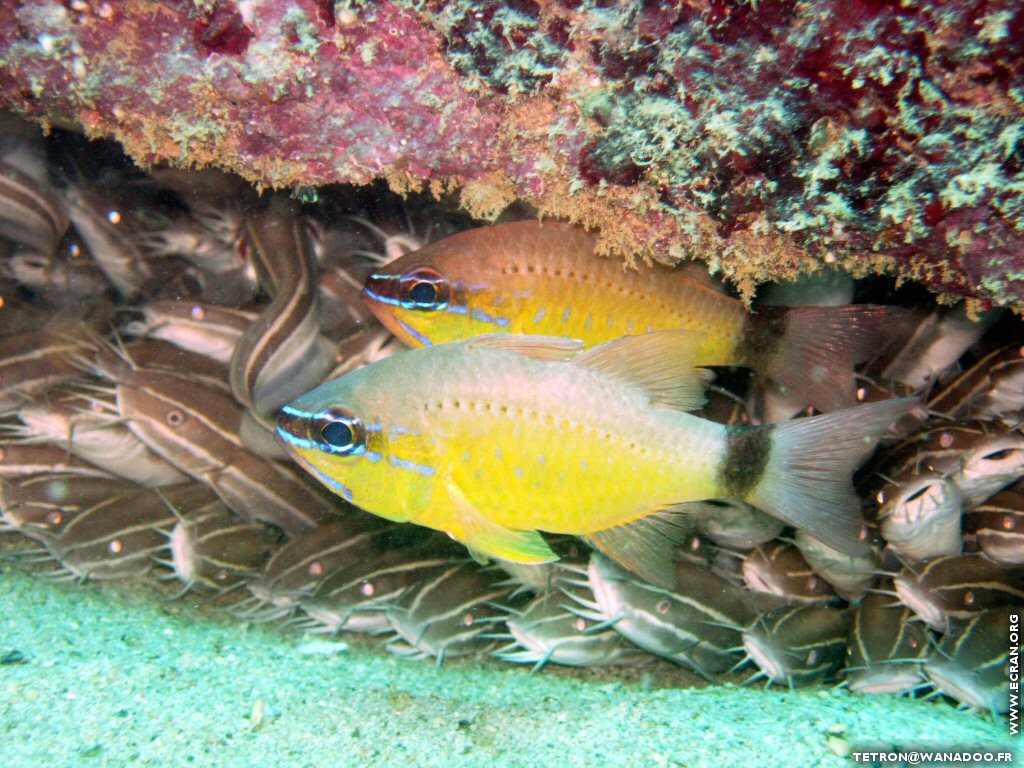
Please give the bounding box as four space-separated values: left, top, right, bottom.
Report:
64 182 153 299
878 420 1024 509
927 343 1024 421
298 546 456 635
741 541 837 604
385 561 512 663
742 603 850 688
573 552 779 678
0 443 112 480
0 473 131 541
123 300 257 365
160 500 281 595
893 554 1024 632
239 516 391 621
875 470 964 563
229 199 334 417
87 347 334 535
845 591 930 696
0 248 110 304
0 158 68 256
793 530 878 601
924 606 1019 714
964 487 1024 565
496 577 648 671
43 483 210 582
0 325 92 415
13 395 189 487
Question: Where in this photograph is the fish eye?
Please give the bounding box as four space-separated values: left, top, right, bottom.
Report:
312 408 366 456
399 266 449 311
322 421 355 448
409 280 437 303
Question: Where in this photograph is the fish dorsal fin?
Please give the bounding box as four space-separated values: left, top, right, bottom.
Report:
676 261 729 295
466 333 586 360
575 331 711 411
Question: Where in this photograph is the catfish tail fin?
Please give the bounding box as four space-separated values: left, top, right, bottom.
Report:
743 397 916 556
754 305 912 412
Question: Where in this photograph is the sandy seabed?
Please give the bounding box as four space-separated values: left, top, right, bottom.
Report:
0 568 1017 768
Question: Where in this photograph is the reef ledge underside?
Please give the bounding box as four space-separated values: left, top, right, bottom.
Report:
2 0 1023 308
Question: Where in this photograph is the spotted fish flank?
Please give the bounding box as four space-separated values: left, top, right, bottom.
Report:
278 332 912 586
361 219 910 412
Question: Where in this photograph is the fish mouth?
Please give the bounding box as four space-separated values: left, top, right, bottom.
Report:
846 665 925 696
743 634 787 683
924 659 996 711
893 575 946 631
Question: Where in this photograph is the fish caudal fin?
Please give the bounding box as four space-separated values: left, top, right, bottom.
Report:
756 305 910 412
744 397 916 556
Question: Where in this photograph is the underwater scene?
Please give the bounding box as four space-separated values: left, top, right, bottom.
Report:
0 1 1022 766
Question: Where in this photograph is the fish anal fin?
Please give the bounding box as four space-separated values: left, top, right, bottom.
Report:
467 333 584 360
584 507 696 588
575 331 710 411
444 482 558 564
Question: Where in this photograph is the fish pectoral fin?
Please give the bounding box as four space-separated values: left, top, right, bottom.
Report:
583 507 696 589
446 483 558 565
467 333 585 360
574 331 711 411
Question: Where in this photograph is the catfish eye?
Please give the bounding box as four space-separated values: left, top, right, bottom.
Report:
312 408 365 456
399 266 449 311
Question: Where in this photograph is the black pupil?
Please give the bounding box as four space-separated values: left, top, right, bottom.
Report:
321 420 355 448
409 280 437 304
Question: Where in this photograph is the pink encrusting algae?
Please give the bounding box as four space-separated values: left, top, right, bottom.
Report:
1 1 1023 307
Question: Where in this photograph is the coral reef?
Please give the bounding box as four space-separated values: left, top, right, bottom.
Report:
1 1 1023 306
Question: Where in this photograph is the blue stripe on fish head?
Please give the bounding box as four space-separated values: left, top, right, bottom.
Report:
278 376 437 524
362 261 517 347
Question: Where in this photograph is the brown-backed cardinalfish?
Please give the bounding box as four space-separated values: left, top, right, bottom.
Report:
277 331 913 586
360 220 910 412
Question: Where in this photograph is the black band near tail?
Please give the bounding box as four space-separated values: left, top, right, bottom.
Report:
739 309 787 373
717 424 774 498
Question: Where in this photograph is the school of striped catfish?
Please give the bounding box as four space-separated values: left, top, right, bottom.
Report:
1 117 1021 717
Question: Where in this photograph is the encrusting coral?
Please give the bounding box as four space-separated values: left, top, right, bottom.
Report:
1 0 1022 307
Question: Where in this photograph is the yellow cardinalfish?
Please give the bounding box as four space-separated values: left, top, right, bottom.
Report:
277 331 912 586
362 220 907 412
